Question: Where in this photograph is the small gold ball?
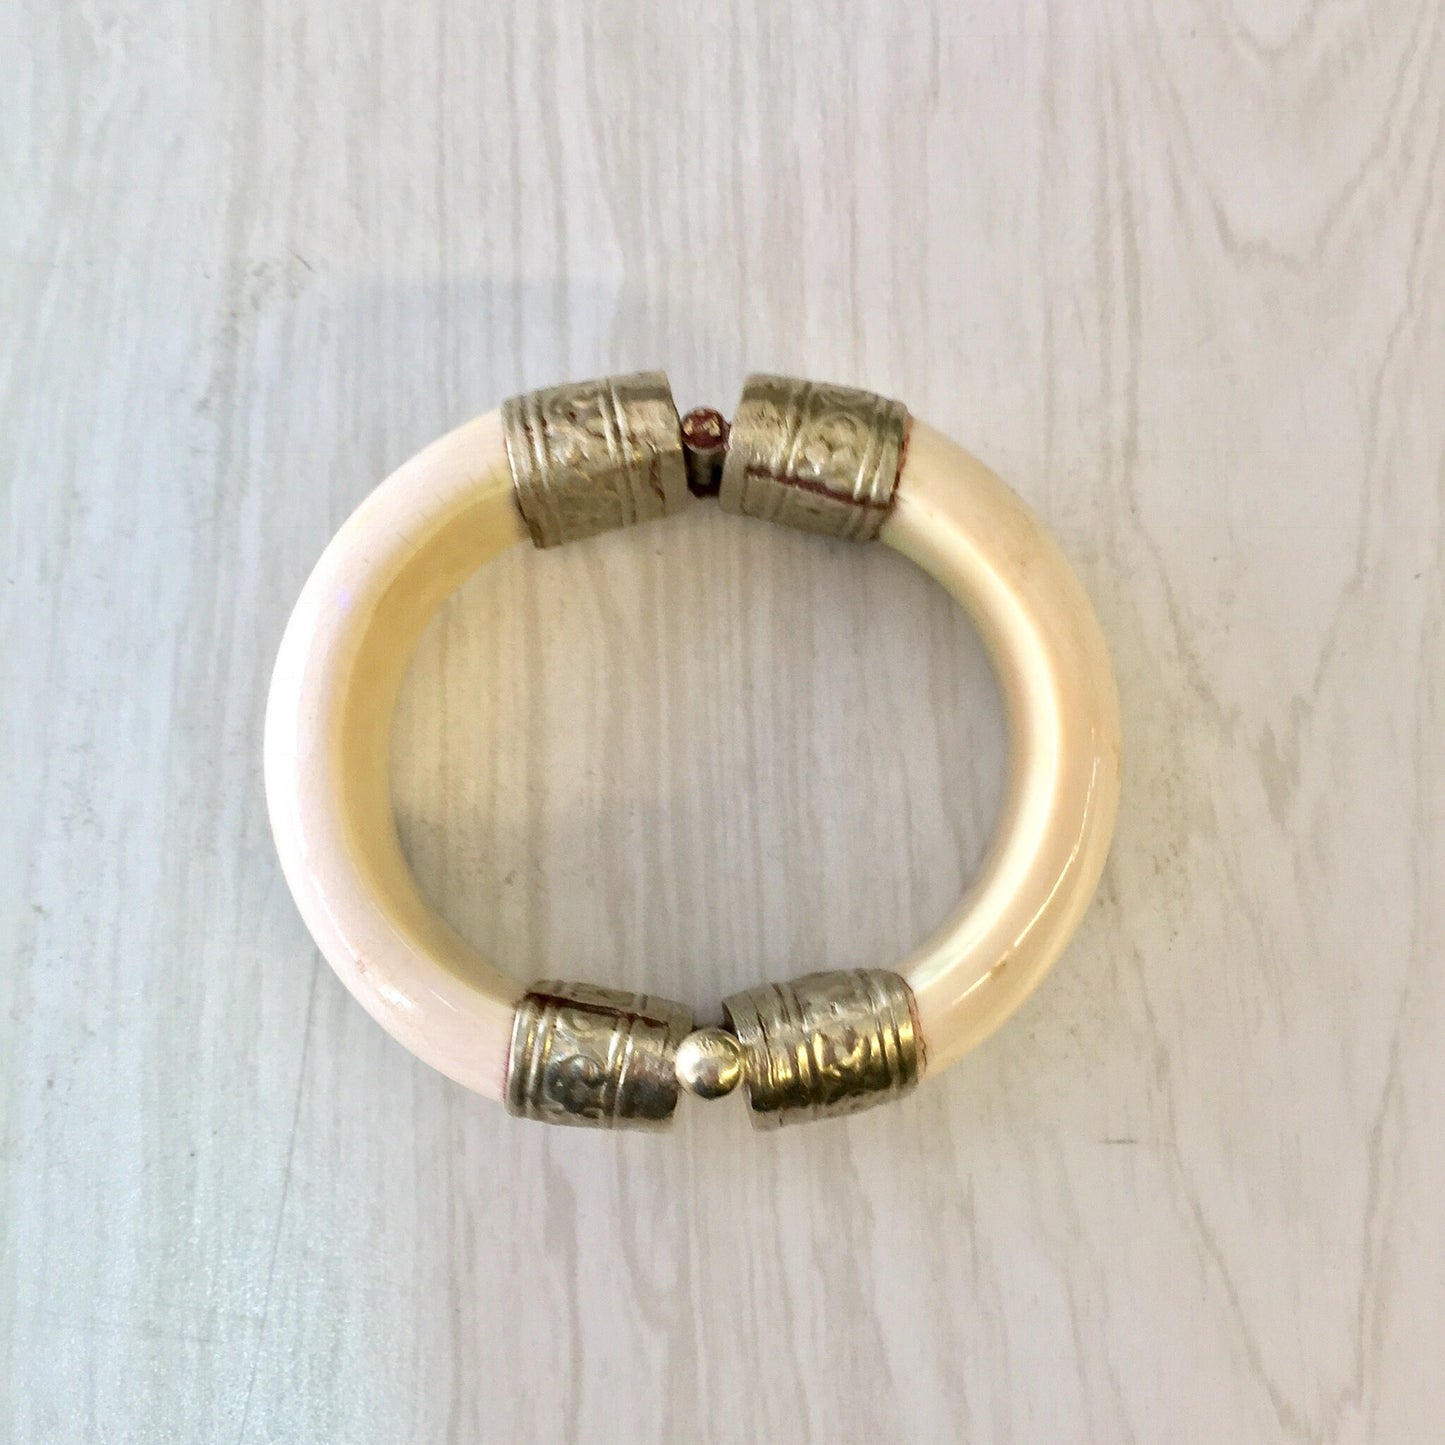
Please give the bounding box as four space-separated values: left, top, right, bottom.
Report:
675 1028 744 1100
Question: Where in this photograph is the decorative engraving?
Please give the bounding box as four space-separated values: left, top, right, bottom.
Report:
505 980 693 1129
719 374 909 541
722 969 921 1127
502 371 689 548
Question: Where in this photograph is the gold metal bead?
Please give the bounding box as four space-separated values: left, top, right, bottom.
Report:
675 1027 744 1100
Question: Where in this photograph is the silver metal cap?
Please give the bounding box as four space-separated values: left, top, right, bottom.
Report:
502 371 690 548
719 374 909 541
505 981 693 1129
722 969 922 1127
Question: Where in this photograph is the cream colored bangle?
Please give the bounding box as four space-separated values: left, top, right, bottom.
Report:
264 373 1120 1129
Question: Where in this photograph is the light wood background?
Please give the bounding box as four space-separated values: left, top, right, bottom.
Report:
4 2 1443 1441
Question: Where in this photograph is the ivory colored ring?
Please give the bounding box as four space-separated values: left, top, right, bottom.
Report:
264 406 1120 1099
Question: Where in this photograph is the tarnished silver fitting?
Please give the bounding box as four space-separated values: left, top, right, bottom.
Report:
505 981 693 1129
719 374 910 541
722 970 922 1127
502 371 690 549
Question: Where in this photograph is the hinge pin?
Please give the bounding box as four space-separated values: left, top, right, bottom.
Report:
681 407 729 497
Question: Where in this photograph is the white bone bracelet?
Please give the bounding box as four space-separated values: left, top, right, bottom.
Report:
264 373 1120 1128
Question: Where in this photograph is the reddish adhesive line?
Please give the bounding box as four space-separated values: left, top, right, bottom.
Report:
743 466 893 509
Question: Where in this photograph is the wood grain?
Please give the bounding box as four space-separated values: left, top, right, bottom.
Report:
3 1 1442 1440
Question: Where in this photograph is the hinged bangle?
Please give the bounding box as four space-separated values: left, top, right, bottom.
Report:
264 371 1120 1130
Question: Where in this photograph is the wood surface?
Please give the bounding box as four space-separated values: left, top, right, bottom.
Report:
3 1 1442 1441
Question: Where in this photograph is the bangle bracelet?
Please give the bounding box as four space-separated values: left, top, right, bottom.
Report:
264 373 1120 1130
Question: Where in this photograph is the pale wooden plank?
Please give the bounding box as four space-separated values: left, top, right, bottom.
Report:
3 0 1442 1440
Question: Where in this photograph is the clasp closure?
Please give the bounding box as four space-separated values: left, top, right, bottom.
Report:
502 372 908 543
505 970 920 1130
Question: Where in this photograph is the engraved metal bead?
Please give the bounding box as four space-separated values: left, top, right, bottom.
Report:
722 969 921 1127
675 1027 744 1100
719 374 910 541
502 371 690 549
505 981 693 1129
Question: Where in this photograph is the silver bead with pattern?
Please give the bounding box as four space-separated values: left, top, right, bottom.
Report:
506 981 693 1129
722 969 921 1127
719 374 909 541
502 371 689 548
